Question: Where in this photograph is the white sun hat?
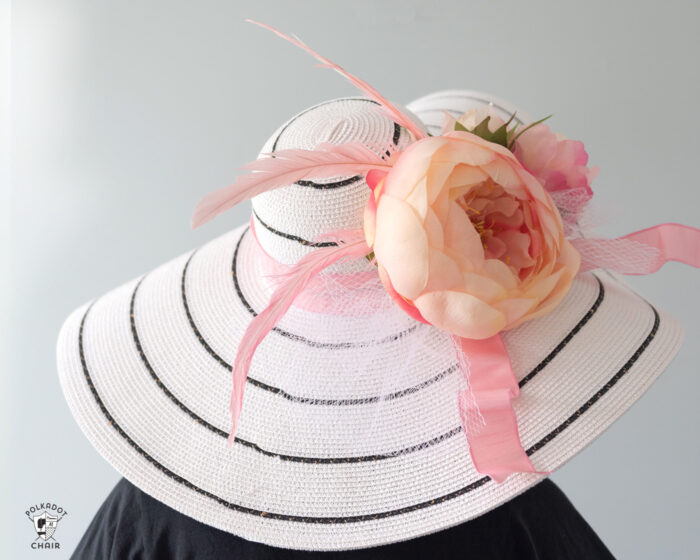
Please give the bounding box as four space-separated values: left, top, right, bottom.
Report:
56 87 689 551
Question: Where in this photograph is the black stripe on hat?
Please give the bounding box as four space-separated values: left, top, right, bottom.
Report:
252 208 338 248
518 279 605 389
270 98 402 190
77 288 660 523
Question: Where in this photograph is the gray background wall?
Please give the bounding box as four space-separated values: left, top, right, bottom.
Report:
6 1 699 557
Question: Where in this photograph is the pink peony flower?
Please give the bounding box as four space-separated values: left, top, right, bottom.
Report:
363 131 581 340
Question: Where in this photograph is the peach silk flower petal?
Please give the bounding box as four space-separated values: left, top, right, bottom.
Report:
364 131 580 340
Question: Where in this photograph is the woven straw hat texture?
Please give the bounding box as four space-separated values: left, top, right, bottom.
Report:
56 93 684 551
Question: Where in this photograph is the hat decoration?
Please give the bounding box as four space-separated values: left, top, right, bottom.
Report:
192 20 700 484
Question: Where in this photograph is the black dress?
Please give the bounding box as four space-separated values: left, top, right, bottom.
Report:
71 478 615 559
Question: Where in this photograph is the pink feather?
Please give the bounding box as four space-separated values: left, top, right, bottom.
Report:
191 142 392 229
228 233 371 445
246 19 426 142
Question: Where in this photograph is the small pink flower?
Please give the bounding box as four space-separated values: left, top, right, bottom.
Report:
513 123 598 200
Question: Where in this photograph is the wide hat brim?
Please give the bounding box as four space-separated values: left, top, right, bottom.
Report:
56 91 685 551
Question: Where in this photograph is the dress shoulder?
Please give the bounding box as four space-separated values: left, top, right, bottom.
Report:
71 477 615 559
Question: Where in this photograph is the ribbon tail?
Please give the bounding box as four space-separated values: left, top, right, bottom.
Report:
455 334 548 483
228 227 370 446
572 222 700 275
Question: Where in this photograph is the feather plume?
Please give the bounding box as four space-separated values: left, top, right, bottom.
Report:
228 234 371 444
246 19 426 142
191 142 392 229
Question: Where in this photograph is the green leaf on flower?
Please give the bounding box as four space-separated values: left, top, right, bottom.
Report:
454 114 513 148
453 110 553 153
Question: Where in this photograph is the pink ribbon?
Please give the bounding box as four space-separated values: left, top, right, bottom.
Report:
458 222 700 484
456 334 548 483
573 223 700 274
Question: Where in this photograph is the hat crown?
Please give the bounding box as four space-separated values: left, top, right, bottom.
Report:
250 97 415 271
